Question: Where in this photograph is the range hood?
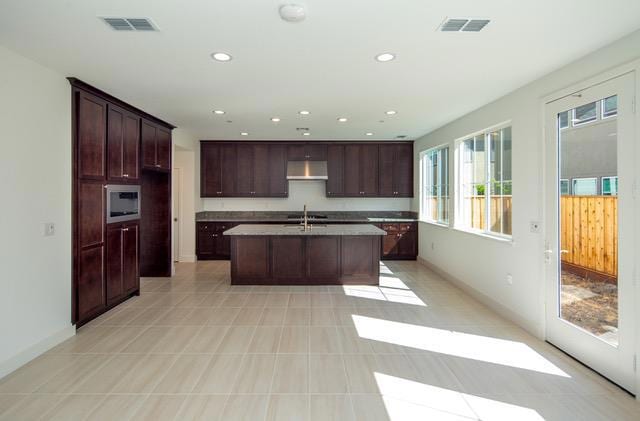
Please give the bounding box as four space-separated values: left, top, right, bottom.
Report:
286 160 328 180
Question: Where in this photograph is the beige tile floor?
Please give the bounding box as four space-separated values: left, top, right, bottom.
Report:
1 260 638 420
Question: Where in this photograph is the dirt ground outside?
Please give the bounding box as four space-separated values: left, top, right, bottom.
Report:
560 270 618 344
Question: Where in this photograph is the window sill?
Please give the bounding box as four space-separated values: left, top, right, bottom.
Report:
451 227 514 244
418 220 450 229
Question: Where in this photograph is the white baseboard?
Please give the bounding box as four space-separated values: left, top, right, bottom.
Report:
179 254 196 263
417 256 544 339
0 324 76 380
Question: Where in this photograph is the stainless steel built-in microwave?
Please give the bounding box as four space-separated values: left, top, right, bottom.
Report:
106 185 141 224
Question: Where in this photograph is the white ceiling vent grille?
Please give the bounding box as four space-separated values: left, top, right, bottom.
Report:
439 18 490 32
100 17 158 31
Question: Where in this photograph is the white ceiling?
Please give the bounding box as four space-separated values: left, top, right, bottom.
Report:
1 0 639 140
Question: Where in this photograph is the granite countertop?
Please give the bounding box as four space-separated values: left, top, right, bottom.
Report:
223 224 386 236
196 211 418 223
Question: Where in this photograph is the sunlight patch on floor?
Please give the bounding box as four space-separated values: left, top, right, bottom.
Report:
354 315 569 377
375 372 546 421
342 284 427 306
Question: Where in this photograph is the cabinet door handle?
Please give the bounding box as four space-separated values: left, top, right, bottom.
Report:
217 191 222 194
155 164 161 168
123 174 129 178
122 228 129 232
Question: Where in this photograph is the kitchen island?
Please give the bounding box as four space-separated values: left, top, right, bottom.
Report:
224 224 386 285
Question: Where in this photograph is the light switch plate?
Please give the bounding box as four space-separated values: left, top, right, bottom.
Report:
44 223 55 236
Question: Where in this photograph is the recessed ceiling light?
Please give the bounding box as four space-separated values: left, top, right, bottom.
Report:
366 132 374 136
302 132 311 136
385 110 397 115
299 110 310 115
375 53 395 62
337 117 348 122
213 110 225 115
271 117 281 122
240 132 249 136
211 52 232 62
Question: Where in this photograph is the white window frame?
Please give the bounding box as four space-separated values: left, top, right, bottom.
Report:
572 177 598 195
571 101 598 126
454 121 513 240
559 111 570 130
601 96 618 119
419 144 450 225
601 175 618 195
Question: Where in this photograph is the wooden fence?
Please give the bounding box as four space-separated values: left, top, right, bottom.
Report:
468 196 512 235
426 196 512 235
560 196 617 278
425 195 617 278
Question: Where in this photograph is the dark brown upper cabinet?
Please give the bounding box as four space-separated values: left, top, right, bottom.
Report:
326 145 344 197
237 144 270 196
344 144 379 196
201 142 287 198
287 143 327 161
107 105 140 183
141 119 171 171
378 143 413 197
77 91 107 180
201 143 237 197
268 144 288 197
200 140 411 199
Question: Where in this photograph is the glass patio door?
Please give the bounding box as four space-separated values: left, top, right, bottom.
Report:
544 72 636 393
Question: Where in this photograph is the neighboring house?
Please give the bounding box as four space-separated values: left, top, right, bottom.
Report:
559 96 618 195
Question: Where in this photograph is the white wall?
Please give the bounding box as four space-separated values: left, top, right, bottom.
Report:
202 181 411 212
411 29 640 338
0 45 75 378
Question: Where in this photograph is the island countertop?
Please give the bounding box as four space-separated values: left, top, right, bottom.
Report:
223 224 386 236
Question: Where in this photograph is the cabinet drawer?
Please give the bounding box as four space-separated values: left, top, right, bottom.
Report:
381 223 399 232
399 223 416 232
197 223 211 231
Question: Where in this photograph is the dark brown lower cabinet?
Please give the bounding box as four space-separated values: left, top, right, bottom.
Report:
106 222 140 305
271 237 305 281
196 222 237 260
230 235 380 285
307 237 340 282
379 222 418 260
77 246 105 321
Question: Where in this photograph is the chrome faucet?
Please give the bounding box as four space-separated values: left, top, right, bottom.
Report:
303 204 310 231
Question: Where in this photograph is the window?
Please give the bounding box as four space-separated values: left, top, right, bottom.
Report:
560 179 570 195
558 111 569 129
572 177 597 195
420 146 449 224
457 125 512 237
602 95 617 118
602 176 618 195
572 102 597 125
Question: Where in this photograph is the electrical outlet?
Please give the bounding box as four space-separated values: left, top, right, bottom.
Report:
506 273 513 285
44 223 55 237
530 221 541 233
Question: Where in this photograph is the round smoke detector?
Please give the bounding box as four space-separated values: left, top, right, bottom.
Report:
279 4 306 22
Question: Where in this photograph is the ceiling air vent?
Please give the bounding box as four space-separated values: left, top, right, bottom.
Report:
439 18 490 32
100 17 159 31
440 19 469 32
462 19 490 32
